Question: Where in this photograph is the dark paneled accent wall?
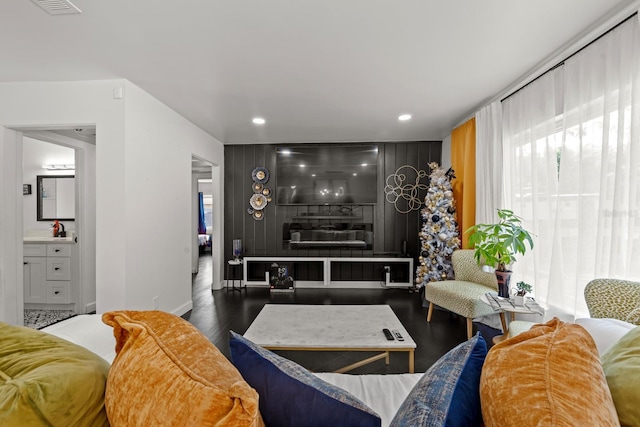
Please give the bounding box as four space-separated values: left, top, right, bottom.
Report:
223 142 441 276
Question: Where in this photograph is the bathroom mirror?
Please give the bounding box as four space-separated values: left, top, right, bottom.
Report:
36 175 75 221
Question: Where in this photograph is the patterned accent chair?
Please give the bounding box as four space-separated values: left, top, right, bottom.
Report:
425 249 499 339
584 278 640 325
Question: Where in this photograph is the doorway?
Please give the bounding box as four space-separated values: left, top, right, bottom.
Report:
19 128 96 327
192 156 214 290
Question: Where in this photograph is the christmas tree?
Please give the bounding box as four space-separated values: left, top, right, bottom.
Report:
415 162 461 288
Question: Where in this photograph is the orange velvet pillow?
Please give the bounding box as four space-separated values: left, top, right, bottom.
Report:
480 318 619 426
102 310 264 427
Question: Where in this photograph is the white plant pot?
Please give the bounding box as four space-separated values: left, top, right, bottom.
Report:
514 295 525 306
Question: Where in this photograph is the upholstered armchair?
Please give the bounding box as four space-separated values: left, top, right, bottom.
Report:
584 278 640 325
425 249 500 339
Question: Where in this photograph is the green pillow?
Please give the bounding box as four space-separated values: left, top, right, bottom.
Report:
601 325 640 426
0 322 110 427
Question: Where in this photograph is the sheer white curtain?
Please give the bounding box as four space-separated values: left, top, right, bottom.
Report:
475 101 504 224
503 68 564 315
503 14 640 320
548 15 640 319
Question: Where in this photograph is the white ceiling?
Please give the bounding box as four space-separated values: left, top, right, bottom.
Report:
0 1 635 144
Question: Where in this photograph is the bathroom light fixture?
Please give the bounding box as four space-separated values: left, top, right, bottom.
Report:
42 164 75 170
398 114 412 121
252 117 266 125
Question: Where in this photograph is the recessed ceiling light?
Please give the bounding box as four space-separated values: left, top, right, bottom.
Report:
398 114 412 121
252 117 266 125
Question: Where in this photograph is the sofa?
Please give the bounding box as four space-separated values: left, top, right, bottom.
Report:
1 311 639 426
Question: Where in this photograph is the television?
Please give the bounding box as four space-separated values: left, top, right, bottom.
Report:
276 144 378 205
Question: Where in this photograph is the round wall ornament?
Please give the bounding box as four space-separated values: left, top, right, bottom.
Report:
383 165 428 213
252 167 269 184
250 193 267 210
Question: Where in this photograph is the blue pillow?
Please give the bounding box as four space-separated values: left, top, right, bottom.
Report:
229 331 381 427
390 333 487 427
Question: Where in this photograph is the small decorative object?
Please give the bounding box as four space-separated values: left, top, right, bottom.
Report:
250 194 267 210
251 167 269 184
269 262 294 293
232 239 242 260
252 210 264 220
247 207 255 215
383 165 428 213
513 281 532 306
252 182 263 193
467 209 535 298
262 188 271 196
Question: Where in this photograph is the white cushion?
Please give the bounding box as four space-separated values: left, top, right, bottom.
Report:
314 372 422 427
575 317 635 355
41 314 116 363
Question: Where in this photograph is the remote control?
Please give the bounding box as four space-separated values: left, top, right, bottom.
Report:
392 329 404 341
383 328 395 340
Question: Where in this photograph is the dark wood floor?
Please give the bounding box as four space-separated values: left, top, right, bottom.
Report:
183 255 471 374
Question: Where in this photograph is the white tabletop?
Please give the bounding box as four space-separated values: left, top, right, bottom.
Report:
480 293 544 315
243 304 416 349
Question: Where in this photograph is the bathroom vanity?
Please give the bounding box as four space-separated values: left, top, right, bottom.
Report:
23 236 77 309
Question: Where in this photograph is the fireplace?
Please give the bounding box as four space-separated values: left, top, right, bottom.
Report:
283 222 373 250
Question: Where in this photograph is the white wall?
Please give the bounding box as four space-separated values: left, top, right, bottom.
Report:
0 80 225 325
120 81 224 311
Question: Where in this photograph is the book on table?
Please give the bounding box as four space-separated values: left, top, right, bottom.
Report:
484 293 544 315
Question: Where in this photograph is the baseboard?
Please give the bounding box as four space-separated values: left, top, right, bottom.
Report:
172 300 193 317
85 301 96 314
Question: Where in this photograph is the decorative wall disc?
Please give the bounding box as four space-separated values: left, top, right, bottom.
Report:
252 210 264 220
250 193 267 210
262 187 271 196
252 182 264 193
252 167 269 184
247 207 255 215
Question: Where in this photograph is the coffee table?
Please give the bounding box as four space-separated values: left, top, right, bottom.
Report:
243 304 416 373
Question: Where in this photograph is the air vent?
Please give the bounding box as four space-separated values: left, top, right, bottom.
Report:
31 0 81 15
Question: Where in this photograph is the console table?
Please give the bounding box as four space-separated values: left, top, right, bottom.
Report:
242 257 413 288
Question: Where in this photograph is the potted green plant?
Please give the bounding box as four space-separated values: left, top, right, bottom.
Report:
466 209 534 298
513 281 532 306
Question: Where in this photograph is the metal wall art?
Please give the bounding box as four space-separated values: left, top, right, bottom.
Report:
383 165 428 214
248 167 271 220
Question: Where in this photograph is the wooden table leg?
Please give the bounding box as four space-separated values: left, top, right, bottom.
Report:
408 349 414 373
499 312 508 335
